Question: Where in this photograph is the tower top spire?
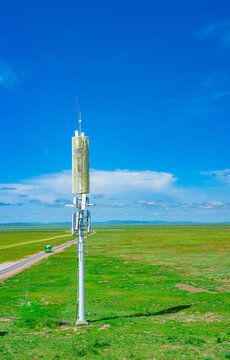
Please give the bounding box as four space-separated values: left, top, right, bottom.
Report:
76 96 82 135
78 112 82 135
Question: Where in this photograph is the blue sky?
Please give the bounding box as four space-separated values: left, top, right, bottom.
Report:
0 0 230 223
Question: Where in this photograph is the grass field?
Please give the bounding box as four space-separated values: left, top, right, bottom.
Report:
0 225 230 359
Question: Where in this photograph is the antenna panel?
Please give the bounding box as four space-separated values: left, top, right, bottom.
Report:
72 133 90 194
72 212 76 235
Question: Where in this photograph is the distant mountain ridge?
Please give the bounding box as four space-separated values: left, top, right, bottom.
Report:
1 220 230 226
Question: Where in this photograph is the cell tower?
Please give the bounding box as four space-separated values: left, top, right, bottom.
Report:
71 108 93 325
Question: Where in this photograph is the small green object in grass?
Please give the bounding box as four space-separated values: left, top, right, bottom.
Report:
45 245 52 253
224 354 230 359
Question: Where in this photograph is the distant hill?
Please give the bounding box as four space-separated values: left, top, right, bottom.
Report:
94 220 195 225
0 222 71 226
1 220 230 227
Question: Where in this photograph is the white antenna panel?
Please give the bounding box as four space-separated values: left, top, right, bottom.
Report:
72 132 90 194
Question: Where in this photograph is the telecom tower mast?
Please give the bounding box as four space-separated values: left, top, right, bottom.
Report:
71 111 92 325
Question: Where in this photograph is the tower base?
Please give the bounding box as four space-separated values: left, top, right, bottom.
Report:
75 320 89 325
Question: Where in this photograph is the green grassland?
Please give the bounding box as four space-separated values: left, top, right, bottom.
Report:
0 225 230 359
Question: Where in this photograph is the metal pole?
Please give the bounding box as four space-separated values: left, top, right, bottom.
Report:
76 233 79 320
77 209 85 323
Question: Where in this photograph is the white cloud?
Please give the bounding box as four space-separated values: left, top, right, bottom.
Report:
91 169 176 195
196 19 230 48
187 92 230 104
137 199 230 211
1 169 230 223
0 169 177 205
200 72 229 89
0 60 17 88
97 202 128 208
110 203 128 208
136 200 171 209
193 201 228 209
201 169 230 185
0 171 71 204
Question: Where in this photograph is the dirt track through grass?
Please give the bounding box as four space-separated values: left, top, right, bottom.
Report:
0 227 73 263
0 233 72 251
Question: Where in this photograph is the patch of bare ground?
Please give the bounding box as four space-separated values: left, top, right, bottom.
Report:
98 324 111 330
26 331 47 336
194 312 224 323
133 256 142 260
203 312 225 322
26 324 97 335
175 283 216 293
150 261 176 266
216 278 230 282
0 318 11 322
151 311 225 324
216 285 230 292
101 229 123 231
162 345 183 349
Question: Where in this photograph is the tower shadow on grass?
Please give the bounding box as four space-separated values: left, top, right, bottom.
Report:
0 331 8 336
89 304 192 323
